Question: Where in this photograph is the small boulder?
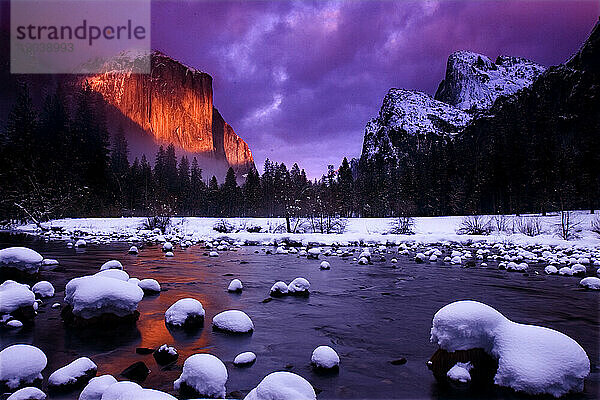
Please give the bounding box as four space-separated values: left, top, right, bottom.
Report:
233 352 256 367
227 279 243 293
120 362 150 382
153 344 178 365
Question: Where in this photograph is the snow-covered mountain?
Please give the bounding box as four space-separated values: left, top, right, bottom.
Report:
435 51 546 112
362 89 472 159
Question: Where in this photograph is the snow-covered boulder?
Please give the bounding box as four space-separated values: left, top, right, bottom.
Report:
75 240 86 248
559 266 574 276
288 277 310 296
138 279 161 294
63 275 144 324
227 279 243 293
209 251 219 257
506 262 527 272
319 261 330 270
100 381 176 400
570 264 586 276
430 300 590 397
174 354 227 398
99 260 123 271
48 357 97 391
79 374 117 400
162 242 173 252
165 251 174 257
94 269 129 281
7 387 46 400
544 265 558 275
357 257 369 265
447 362 472 383
307 248 321 259
0 345 47 391
270 281 288 297
0 247 43 276
127 246 138 255
579 277 600 290
311 346 340 370
165 298 205 329
415 253 426 263
41 259 59 271
243 371 316 400
233 352 256 367
450 256 462 265
212 310 254 334
31 281 54 298
153 344 178 365
0 280 36 322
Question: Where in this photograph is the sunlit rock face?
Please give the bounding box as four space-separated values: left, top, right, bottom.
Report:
86 51 255 177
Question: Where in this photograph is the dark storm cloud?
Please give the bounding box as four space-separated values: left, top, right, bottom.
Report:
152 0 598 177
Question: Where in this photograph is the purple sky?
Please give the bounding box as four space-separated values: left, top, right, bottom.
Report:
151 0 599 178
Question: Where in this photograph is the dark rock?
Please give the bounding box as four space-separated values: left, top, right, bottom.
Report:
0 377 43 393
136 347 155 355
165 314 204 331
8 305 37 325
464 260 476 268
153 345 178 365
390 358 407 365
227 390 245 399
48 366 97 393
120 361 150 382
240 261 249 264
261 298 273 303
61 305 139 328
284 364 294 370
428 348 498 387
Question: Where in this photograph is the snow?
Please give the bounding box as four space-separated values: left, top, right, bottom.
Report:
447 362 472 383
75 240 87 248
311 346 340 369
79 375 117 400
94 269 129 281
579 277 600 290
164 298 205 327
99 381 176 400
48 357 96 387
243 371 316 400
162 242 173 252
100 260 123 271
319 261 331 270
138 279 160 293
7 320 24 328
270 281 288 296
41 259 59 271
0 280 36 314
128 246 138 254
209 251 219 257
164 251 174 257
288 277 310 294
0 344 47 390
64 275 144 319
212 310 254 333
7 387 46 400
173 354 227 398
430 300 590 397
227 279 243 292
0 247 43 274
233 352 256 366
31 281 55 298
544 265 558 274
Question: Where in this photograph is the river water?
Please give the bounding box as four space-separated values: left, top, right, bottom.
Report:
1 233 598 399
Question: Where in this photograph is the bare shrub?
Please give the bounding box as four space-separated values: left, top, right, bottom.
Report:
515 216 543 236
591 215 600 236
388 217 415 234
457 215 492 235
555 211 581 240
142 215 171 233
213 219 234 233
246 224 262 233
308 216 348 234
491 215 511 233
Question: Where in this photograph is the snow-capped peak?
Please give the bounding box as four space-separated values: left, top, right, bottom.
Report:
435 50 546 112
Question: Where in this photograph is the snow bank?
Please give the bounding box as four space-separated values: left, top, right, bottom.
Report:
174 354 227 398
212 310 254 333
64 275 144 319
243 371 316 400
311 346 340 370
32 281 55 298
0 247 43 274
0 344 47 390
0 280 36 315
79 375 117 400
165 298 205 327
48 357 96 389
430 300 590 397
7 387 46 400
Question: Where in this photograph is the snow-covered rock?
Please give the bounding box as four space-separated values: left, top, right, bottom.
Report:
75 240 86 248
270 281 288 297
319 261 331 270
559 266 574 276
165 298 205 328
506 262 527 271
48 357 97 390
7 319 24 328
311 346 340 370
233 352 256 367
0 247 43 275
0 345 47 390
153 344 178 365
288 277 310 296
174 354 227 398
227 279 243 293
138 279 160 294
579 277 600 290
307 248 321 259
7 387 46 400
415 253 427 263
0 280 36 316
447 362 472 383
165 251 174 257
99 260 123 271
430 300 590 397
162 242 173 252
94 269 129 281
100 381 176 400
544 265 558 275
243 371 316 400
41 259 59 271
79 374 117 400
127 246 138 255
209 251 219 257
64 275 144 320
32 281 55 298
212 310 254 334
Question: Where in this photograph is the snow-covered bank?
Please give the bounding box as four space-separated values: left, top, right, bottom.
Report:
10 212 600 249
